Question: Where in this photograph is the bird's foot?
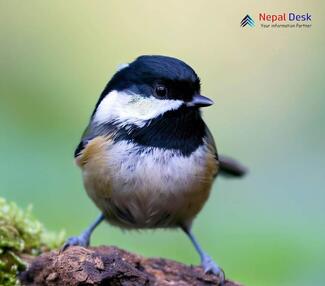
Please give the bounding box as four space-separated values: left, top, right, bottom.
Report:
201 255 225 285
61 234 90 252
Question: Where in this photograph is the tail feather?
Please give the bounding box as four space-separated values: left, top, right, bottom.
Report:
218 155 248 178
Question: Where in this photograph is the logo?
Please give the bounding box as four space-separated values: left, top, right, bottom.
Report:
241 15 255 27
240 13 312 29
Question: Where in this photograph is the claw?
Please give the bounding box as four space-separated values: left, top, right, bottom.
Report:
61 235 89 252
61 214 104 252
202 255 225 285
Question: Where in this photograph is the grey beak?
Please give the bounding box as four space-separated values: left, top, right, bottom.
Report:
186 94 214 108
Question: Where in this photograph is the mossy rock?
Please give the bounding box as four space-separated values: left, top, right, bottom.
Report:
0 197 64 286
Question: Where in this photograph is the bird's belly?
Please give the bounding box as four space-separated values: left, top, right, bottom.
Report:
80 139 218 229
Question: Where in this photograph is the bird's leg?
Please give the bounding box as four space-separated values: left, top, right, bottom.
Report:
181 226 225 284
62 213 105 251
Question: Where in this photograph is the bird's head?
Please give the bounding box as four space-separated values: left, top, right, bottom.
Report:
92 55 213 127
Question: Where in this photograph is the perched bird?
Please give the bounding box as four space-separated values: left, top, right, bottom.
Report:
63 55 247 283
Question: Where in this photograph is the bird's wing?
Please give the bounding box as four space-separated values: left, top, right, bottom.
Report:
204 124 219 177
74 124 91 158
205 125 248 178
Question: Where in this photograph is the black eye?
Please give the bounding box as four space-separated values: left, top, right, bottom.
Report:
154 84 168 98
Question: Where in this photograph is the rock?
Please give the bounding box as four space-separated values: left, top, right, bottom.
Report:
20 246 242 286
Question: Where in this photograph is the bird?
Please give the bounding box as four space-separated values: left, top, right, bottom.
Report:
63 55 247 284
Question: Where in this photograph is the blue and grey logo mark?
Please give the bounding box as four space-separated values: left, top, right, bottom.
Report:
241 15 255 27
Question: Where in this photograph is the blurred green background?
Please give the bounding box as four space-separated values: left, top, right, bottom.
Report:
1 1 324 285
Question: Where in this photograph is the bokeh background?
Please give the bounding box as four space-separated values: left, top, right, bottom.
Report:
1 1 324 285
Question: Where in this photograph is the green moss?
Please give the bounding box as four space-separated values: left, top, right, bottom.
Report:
0 197 65 286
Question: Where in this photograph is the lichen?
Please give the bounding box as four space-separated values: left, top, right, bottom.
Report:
0 197 65 286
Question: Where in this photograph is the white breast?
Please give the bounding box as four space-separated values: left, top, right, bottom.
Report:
108 141 208 191
82 140 217 229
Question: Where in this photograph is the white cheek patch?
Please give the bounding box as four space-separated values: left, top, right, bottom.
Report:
93 90 183 127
